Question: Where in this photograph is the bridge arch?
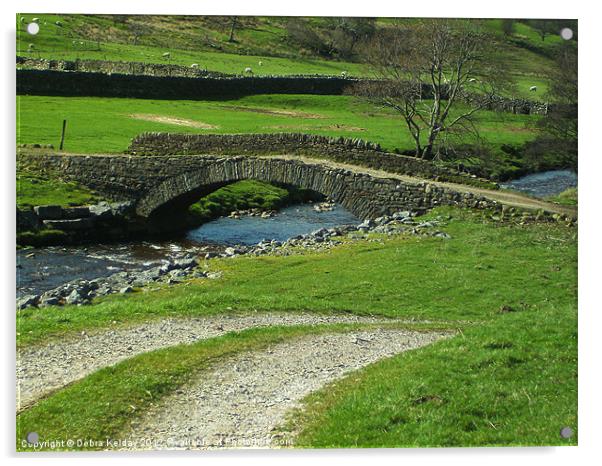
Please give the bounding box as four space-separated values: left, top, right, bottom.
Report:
135 157 376 219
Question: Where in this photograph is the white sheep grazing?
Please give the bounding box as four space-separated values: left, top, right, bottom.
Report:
258 61 263 66
162 52 171 60
530 86 538 92
244 67 253 74
468 78 477 83
190 63 199 68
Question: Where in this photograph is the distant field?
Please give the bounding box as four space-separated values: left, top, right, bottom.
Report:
16 14 560 97
17 94 538 155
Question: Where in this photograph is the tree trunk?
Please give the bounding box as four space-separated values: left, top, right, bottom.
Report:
228 18 237 42
421 144 434 160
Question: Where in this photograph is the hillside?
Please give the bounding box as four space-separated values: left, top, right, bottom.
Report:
17 14 575 97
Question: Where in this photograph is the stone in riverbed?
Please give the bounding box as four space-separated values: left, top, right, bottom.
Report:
66 289 86 305
62 206 91 219
33 205 63 220
17 294 39 310
43 217 95 231
172 257 198 269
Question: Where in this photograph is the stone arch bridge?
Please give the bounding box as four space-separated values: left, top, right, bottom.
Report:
18 152 571 221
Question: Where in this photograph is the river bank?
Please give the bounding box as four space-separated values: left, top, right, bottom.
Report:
17 208 453 310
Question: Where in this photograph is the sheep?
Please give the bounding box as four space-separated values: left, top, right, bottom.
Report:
530 86 537 92
190 63 199 68
468 78 477 83
244 67 253 75
340 70 348 78
258 61 263 66
162 52 171 60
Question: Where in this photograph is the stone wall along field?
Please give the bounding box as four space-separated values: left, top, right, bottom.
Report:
16 57 549 114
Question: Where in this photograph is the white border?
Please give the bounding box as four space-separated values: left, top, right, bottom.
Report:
2 1 599 465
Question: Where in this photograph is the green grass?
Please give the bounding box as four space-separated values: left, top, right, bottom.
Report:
548 187 578 206
16 94 539 164
16 206 577 448
17 229 67 247
17 207 577 347
17 14 367 77
17 321 448 451
288 303 577 447
17 170 101 209
16 14 561 98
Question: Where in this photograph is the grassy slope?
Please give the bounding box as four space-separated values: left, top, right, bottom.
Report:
16 14 563 97
16 207 577 448
289 303 576 447
17 207 577 346
17 14 367 77
17 170 101 209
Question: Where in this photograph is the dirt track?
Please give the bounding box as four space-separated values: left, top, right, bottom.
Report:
120 328 449 450
266 155 577 218
17 312 402 412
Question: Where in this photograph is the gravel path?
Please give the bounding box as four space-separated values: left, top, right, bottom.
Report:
17 313 403 411
121 328 449 450
265 155 578 218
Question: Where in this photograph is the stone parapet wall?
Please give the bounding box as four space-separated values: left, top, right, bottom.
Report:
128 132 454 181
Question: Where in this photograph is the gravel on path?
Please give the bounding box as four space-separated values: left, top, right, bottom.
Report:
17 313 406 411
121 328 449 450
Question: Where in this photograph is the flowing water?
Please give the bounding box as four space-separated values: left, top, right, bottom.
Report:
17 203 359 298
500 170 577 198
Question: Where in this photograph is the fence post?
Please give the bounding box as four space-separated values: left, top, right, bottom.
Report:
59 119 67 151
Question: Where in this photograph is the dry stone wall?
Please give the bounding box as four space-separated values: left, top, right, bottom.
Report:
16 57 549 114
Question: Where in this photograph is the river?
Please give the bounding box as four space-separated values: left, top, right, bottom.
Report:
17 170 577 299
16 203 359 298
500 169 577 198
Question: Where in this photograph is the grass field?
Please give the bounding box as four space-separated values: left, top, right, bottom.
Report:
16 94 540 179
16 207 577 447
16 14 566 97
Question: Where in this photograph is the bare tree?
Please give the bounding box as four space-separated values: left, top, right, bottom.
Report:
353 20 510 160
228 16 239 43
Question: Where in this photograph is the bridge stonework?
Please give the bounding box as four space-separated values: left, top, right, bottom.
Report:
18 152 498 220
